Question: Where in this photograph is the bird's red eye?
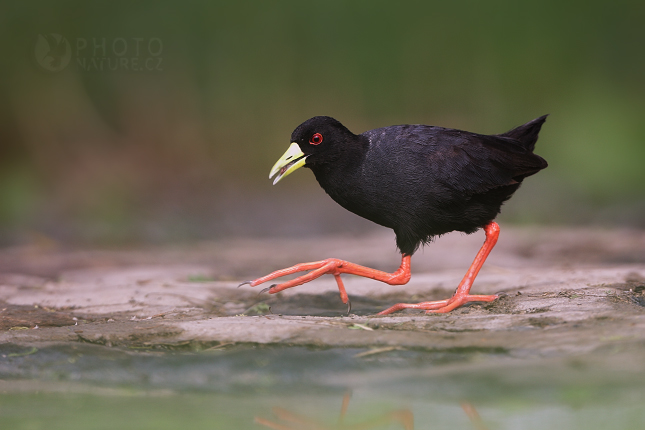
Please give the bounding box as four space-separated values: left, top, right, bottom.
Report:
309 133 323 145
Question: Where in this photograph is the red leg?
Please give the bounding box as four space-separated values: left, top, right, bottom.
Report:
242 255 411 305
377 222 501 315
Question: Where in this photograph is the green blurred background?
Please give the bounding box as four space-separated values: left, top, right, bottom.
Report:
1 0 644 246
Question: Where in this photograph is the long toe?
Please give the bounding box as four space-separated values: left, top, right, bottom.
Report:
377 299 450 315
378 294 499 315
425 294 499 314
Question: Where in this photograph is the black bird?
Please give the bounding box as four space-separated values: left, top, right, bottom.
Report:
243 116 548 314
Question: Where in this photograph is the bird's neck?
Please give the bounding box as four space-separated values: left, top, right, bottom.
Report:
309 135 368 186
309 138 371 214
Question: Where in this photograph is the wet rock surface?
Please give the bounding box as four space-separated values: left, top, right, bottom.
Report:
1 226 645 358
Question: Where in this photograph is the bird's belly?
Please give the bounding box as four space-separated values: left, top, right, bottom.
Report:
323 179 422 230
327 178 506 236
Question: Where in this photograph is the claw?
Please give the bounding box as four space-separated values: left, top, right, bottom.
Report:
346 299 352 316
259 285 275 295
238 281 252 288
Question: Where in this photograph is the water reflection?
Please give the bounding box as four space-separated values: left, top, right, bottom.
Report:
255 391 415 430
460 403 488 430
1 343 645 429
254 391 492 430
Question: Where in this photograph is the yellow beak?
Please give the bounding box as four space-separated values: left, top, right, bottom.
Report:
269 142 307 185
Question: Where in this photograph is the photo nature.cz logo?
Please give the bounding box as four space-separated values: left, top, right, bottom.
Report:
34 33 163 73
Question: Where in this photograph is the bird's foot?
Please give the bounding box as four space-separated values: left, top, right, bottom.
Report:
377 293 498 315
242 258 352 305
378 222 501 316
242 256 412 308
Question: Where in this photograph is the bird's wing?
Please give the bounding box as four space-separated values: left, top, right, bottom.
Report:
422 132 547 195
361 124 546 198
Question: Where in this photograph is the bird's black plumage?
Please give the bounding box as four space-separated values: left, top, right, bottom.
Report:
290 116 548 256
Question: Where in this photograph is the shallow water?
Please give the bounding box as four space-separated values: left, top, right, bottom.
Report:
1 343 644 430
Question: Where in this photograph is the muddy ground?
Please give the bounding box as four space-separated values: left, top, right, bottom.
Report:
1 226 645 357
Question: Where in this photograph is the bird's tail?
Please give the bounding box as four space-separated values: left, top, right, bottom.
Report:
500 115 548 152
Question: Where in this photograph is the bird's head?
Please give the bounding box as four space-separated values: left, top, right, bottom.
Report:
269 116 357 185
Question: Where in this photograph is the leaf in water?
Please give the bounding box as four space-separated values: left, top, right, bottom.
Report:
353 346 402 358
8 347 38 357
246 303 271 315
348 323 374 331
